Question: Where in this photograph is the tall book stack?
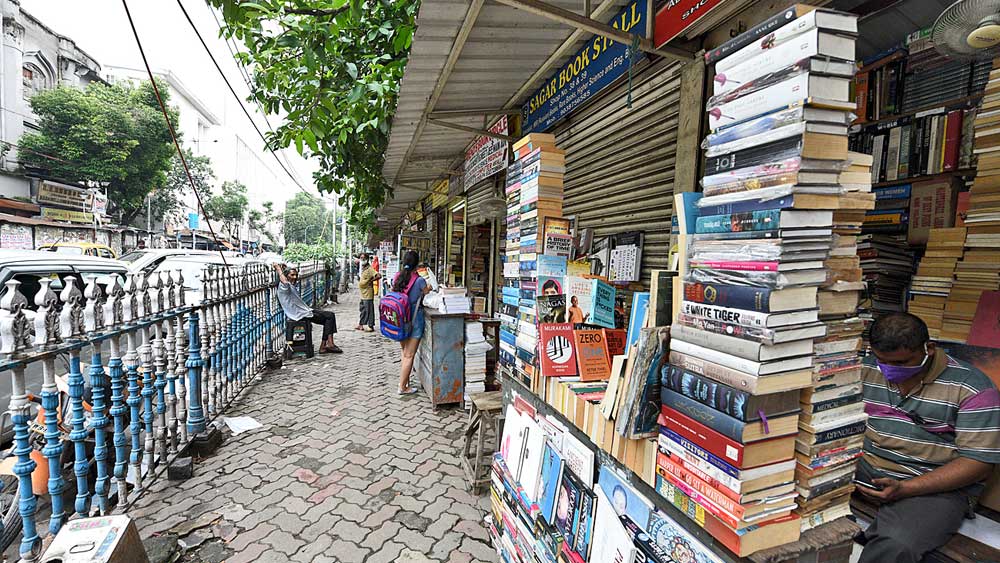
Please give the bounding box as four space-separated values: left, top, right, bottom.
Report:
909 227 965 339
499 158 523 383
515 133 565 392
464 321 490 409
657 5 860 555
856 233 914 322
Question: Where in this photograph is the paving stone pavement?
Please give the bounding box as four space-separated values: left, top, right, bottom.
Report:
131 287 498 563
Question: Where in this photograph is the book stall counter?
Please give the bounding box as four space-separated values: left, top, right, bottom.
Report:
417 309 466 407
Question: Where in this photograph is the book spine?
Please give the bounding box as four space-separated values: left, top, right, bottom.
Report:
656 466 743 529
704 135 803 175
684 282 773 312
653 475 747 556
943 109 962 171
658 451 747 518
661 388 748 444
690 260 779 272
713 30 822 95
679 301 773 329
696 209 783 233
669 339 764 377
885 126 899 181
708 74 813 131
898 124 911 178
665 365 753 420
706 7 812 66
855 70 869 123
811 421 867 444
807 393 863 413
658 445 743 501
670 325 762 362
697 195 795 217
659 427 742 480
668 351 762 393
873 184 911 200
661 405 746 466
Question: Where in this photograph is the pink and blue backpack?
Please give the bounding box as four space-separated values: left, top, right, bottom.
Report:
380 274 417 341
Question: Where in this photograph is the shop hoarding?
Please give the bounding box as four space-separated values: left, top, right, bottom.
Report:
653 0 725 47
41 207 94 223
464 115 509 187
521 0 649 134
37 181 90 209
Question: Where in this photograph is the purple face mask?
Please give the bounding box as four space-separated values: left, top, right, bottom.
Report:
876 345 929 383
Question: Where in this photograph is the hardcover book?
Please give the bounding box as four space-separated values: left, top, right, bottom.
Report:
663 365 801 422
660 388 800 444
683 282 818 313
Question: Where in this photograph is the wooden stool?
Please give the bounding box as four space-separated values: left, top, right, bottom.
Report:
462 391 503 494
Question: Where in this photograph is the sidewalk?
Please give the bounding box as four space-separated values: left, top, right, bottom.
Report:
131 288 497 563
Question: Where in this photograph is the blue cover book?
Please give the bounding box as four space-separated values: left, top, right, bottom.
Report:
659 427 740 479
698 195 796 217
695 209 782 234
538 442 563 524
625 292 650 354
589 279 616 329
873 184 911 200
675 192 703 235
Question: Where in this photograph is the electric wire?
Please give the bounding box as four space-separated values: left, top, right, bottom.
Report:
121 0 229 267
174 0 309 195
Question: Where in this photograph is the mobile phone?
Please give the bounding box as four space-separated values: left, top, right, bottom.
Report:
853 478 883 491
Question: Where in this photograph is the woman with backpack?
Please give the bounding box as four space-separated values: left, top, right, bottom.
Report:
391 250 429 395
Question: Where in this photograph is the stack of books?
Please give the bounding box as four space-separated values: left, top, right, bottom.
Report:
464 321 490 409
909 227 966 339
658 6 861 554
499 158 523 382
440 287 471 314
862 184 909 234
856 233 913 322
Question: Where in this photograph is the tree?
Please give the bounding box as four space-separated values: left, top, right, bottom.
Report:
283 191 334 244
204 180 249 240
18 80 177 226
209 0 418 234
249 200 281 246
153 148 214 224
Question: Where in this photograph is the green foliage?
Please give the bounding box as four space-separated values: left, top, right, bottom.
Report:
283 191 335 244
18 80 177 226
283 241 343 267
208 0 419 234
250 200 281 246
204 180 250 239
153 148 214 223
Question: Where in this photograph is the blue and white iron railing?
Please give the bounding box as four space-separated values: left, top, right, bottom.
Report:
0 262 284 563
293 260 330 307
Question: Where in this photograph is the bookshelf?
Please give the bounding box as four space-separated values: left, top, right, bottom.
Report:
871 168 976 188
854 93 983 129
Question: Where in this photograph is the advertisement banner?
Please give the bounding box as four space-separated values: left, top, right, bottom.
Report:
654 0 725 48
0 224 33 250
464 115 509 187
521 0 648 134
37 181 90 209
41 207 94 223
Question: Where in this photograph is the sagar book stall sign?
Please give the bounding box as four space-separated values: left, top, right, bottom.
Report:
464 115 508 187
653 0 724 48
521 0 648 134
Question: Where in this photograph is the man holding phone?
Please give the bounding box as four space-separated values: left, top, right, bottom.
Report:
856 313 1000 563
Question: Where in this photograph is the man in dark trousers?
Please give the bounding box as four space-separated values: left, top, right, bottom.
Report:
855 313 999 562
273 263 342 354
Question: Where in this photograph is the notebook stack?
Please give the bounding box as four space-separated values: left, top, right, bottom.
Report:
909 227 966 339
464 321 490 409
657 6 862 553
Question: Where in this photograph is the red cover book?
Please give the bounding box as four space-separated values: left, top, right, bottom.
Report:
574 328 611 381
660 405 747 467
657 450 742 504
538 323 577 377
602 328 626 360
956 191 971 227
968 291 1000 349
943 109 963 171
658 452 749 520
854 71 869 123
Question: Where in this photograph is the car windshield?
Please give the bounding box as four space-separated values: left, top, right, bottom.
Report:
119 250 150 263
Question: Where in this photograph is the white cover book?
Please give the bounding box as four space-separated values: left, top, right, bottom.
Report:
680 300 819 328
886 126 901 181
517 417 545 501
928 115 941 175
708 73 853 131
590 488 637 563
670 324 814 361
716 9 858 74
706 122 806 157
670 338 813 375
713 30 856 95
871 134 884 182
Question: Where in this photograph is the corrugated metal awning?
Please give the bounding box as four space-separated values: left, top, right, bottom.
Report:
379 0 643 229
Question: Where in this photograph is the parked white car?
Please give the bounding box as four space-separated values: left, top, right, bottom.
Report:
123 249 258 304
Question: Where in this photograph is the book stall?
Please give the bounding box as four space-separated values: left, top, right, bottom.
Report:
489 2 1000 562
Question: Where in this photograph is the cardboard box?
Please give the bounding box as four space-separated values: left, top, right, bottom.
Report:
908 178 961 245
42 515 149 563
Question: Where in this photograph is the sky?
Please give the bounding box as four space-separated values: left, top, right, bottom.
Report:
20 0 323 208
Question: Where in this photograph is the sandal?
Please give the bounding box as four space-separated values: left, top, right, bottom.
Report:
330 345 344 354
398 386 418 395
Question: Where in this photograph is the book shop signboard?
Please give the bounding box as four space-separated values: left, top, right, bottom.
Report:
464 115 508 187
653 0 725 47
521 0 648 133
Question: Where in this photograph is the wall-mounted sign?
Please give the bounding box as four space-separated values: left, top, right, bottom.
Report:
37 181 89 209
188 213 199 230
464 115 509 187
41 207 93 223
654 0 725 48
521 0 648 134
0 224 32 250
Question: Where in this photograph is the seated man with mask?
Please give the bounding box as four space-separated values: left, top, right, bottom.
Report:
855 312 1000 563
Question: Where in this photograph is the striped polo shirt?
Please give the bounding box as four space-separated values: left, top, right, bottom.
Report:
861 352 1000 481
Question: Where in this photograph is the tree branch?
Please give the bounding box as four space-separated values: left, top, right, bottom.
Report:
284 5 348 17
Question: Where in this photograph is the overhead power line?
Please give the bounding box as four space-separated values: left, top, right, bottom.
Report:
174 0 309 194
121 0 229 266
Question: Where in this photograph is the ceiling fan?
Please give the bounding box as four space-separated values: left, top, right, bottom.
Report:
932 0 1000 59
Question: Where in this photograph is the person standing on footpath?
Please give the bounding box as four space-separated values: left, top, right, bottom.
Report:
356 255 380 332
393 250 429 395
855 312 1000 563
273 263 343 354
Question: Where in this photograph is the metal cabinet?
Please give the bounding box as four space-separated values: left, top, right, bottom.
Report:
416 310 465 407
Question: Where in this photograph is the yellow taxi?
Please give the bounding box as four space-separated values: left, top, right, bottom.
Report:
37 241 118 259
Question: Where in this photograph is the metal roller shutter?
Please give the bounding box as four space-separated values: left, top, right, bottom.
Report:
554 57 683 287
465 177 500 225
